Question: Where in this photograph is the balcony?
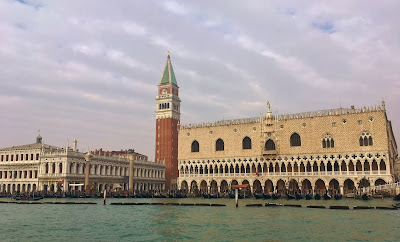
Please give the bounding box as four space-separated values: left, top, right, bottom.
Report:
263 150 277 155
179 170 389 178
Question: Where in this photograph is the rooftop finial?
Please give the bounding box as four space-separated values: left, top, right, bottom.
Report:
167 50 170 56
267 101 271 112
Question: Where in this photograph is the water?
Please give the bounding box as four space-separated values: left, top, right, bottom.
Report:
0 197 399 241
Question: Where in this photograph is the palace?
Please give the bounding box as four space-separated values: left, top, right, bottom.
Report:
165 52 399 195
0 136 165 194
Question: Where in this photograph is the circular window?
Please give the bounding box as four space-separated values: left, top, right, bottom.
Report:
342 119 347 124
280 125 284 129
369 116 374 122
302 123 306 127
253 127 257 131
209 131 213 135
187 133 190 136
233 129 237 133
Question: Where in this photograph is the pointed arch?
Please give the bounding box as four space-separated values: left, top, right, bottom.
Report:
216 138 224 151
242 136 252 149
265 139 276 150
191 140 199 152
290 133 301 147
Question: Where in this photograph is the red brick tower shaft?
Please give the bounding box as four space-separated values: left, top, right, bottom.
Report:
155 53 180 191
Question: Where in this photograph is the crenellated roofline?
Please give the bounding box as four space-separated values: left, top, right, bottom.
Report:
180 103 387 130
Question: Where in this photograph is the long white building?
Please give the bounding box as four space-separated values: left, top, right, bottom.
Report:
0 136 165 194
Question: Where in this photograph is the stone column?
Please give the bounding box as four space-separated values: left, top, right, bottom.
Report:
339 185 344 195
84 151 93 193
129 154 136 192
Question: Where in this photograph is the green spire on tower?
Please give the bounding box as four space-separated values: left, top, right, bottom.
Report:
160 51 178 86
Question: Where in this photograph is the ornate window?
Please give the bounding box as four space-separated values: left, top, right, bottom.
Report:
359 132 373 146
242 136 252 149
290 133 301 147
191 140 199 152
265 139 276 150
322 134 334 148
216 138 224 151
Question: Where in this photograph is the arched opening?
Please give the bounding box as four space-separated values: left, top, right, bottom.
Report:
210 180 218 194
341 161 347 171
220 180 228 193
380 160 386 171
306 162 312 172
313 162 318 173
281 163 286 173
320 162 325 172
356 161 362 171
287 163 293 173
327 161 332 172
288 179 299 193
301 179 312 192
364 160 370 171
269 163 274 173
242 136 252 149
358 178 370 189
333 161 339 171
191 140 199 152
343 179 354 194
242 180 250 193
374 179 386 186
240 164 245 174
276 179 286 193
190 180 198 194
215 138 224 151
253 180 262 193
300 162 305 172
290 133 301 147
231 180 238 187
265 180 274 193
315 179 326 192
329 179 339 192
348 161 355 171
200 180 208 193
265 139 276 150
371 160 378 171
181 181 188 193
294 162 299 172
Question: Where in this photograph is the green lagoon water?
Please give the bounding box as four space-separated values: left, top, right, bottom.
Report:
0 197 399 241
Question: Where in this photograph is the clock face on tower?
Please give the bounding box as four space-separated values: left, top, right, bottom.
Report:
162 88 167 95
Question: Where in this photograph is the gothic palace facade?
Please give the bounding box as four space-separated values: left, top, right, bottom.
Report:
177 100 398 195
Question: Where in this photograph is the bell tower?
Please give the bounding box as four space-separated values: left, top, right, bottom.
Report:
155 52 180 191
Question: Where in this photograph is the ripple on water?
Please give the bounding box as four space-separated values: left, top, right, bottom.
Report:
0 198 399 241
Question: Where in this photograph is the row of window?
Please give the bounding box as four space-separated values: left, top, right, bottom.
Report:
0 170 38 179
190 132 374 152
0 153 40 162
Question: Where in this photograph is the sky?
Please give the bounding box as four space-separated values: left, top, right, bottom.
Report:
1 0 400 160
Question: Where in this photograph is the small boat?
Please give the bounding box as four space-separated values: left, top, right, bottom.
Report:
334 194 343 200
203 194 211 199
210 194 218 199
362 193 371 201
323 193 331 200
254 194 263 199
314 194 321 200
295 194 304 200
272 193 281 200
286 194 296 200
393 194 400 201
229 193 244 199
305 194 313 200
175 193 187 198
135 194 143 198
263 194 272 199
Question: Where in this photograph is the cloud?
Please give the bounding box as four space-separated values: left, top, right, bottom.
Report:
164 1 188 15
1 0 400 160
